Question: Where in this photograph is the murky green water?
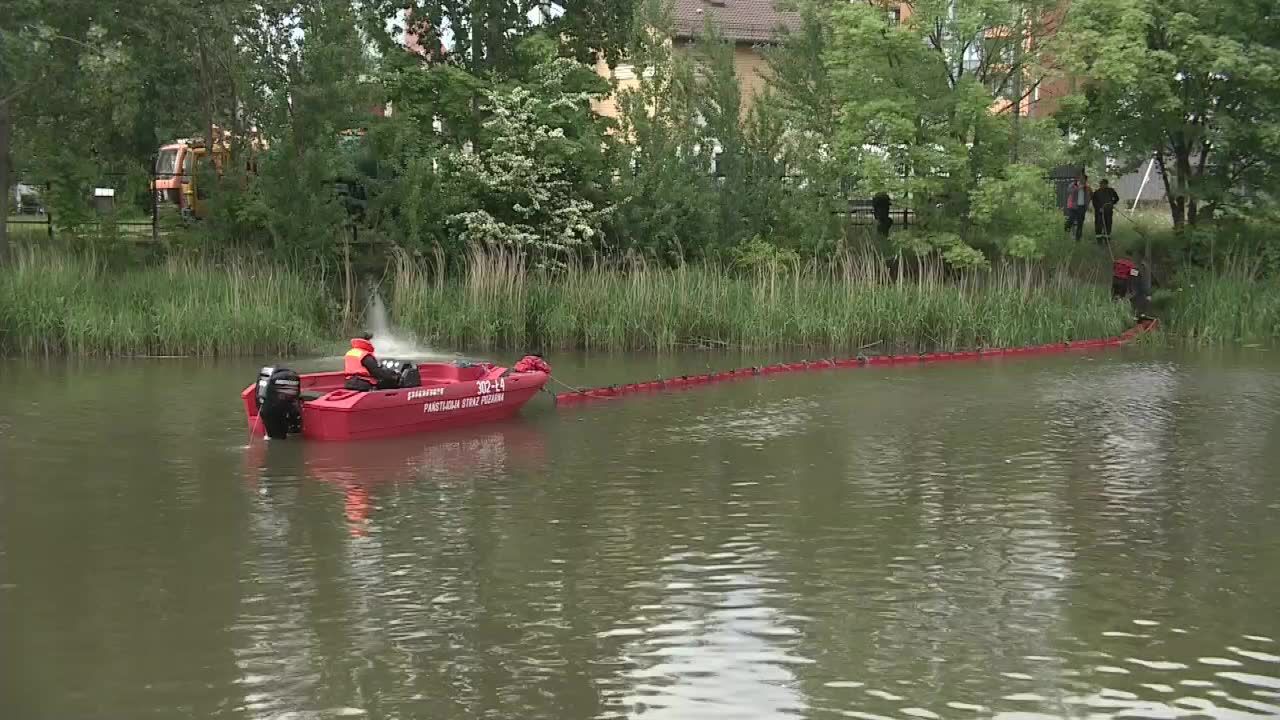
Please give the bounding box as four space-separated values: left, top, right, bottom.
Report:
2 348 1280 719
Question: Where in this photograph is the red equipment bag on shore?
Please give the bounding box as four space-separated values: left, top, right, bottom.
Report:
514 355 551 374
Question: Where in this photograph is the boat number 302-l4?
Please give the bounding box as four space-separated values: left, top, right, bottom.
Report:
476 378 507 396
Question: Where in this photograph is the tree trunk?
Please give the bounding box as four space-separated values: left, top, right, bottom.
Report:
1155 150 1184 227
1008 12 1024 164
470 2 485 73
0 99 10 264
1175 149 1196 227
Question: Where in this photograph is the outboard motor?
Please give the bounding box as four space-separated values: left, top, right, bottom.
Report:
255 366 302 439
378 358 420 388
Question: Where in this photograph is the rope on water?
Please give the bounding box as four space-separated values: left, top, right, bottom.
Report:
549 375 590 396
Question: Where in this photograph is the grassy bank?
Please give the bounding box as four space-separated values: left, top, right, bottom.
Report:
0 247 1138 357
0 249 337 356
1163 265 1280 345
390 249 1133 353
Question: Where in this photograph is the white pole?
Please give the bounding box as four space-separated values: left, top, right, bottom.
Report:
1132 156 1156 213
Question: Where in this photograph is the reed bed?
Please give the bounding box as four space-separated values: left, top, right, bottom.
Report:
392 247 1133 353
2 245 1140 357
0 248 335 356
1163 260 1280 345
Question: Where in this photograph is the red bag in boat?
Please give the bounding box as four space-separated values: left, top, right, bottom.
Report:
514 355 551 374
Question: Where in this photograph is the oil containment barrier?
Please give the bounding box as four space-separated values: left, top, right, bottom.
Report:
554 318 1159 406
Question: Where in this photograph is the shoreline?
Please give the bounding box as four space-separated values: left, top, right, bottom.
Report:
2 249 1273 358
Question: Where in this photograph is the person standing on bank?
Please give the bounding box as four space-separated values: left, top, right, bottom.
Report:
1093 179 1120 243
1065 173 1092 242
872 191 893 238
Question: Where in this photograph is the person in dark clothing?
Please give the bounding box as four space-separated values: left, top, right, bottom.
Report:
1064 173 1091 242
1093 179 1120 242
871 191 893 238
1112 258 1156 320
1133 260 1155 319
343 332 401 391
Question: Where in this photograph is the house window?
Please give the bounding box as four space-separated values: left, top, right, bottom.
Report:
613 64 636 81
963 44 982 74
887 7 901 25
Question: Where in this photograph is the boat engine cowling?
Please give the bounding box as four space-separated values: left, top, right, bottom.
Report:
378 358 421 388
255 366 303 439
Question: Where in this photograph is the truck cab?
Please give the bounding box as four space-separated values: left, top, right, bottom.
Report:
153 142 192 207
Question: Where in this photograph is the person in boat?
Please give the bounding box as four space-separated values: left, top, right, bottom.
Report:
344 332 401 391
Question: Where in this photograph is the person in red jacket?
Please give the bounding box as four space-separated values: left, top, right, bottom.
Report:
1064 173 1092 242
343 333 401 391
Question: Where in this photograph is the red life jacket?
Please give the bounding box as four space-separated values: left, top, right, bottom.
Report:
344 338 376 380
1113 258 1137 280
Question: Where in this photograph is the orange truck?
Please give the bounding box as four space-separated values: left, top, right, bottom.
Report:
153 130 259 219
153 140 194 207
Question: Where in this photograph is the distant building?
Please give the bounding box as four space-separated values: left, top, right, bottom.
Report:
592 0 1078 122
591 0 801 119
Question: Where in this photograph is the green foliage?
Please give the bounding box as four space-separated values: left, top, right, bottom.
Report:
730 236 801 273
1 0 1269 351
969 164 1062 259
1060 0 1280 226
448 56 614 269
943 243 991 271
610 0 718 261
824 0 1067 237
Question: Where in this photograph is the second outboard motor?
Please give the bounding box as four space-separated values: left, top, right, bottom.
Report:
255 366 302 439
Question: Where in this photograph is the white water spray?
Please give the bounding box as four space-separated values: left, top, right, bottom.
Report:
363 290 447 360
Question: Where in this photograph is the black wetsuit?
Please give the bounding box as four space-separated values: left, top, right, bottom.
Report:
1093 187 1120 241
872 192 893 237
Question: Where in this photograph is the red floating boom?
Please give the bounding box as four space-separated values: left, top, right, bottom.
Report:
554 319 1159 406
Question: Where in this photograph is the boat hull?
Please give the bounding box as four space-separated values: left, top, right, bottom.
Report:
242 362 548 441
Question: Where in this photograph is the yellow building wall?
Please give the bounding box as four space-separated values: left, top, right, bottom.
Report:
591 42 773 121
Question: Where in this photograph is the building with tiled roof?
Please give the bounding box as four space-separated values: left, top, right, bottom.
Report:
592 0 1069 124
671 0 801 44
592 0 801 119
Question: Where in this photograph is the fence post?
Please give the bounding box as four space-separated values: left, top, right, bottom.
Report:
151 156 159 243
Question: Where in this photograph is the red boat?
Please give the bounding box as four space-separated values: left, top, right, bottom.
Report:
241 358 549 441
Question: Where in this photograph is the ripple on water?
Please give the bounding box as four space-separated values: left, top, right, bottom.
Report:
1201 657 1247 667
1230 647 1280 664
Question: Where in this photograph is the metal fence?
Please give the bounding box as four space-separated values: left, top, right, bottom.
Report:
8 161 1096 243
5 165 170 242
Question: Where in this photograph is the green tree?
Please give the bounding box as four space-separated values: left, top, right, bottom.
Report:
1058 0 1280 227
756 3 853 252
448 54 614 268
552 0 635 67
824 0 1065 239
1 0 121 258
610 0 718 261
